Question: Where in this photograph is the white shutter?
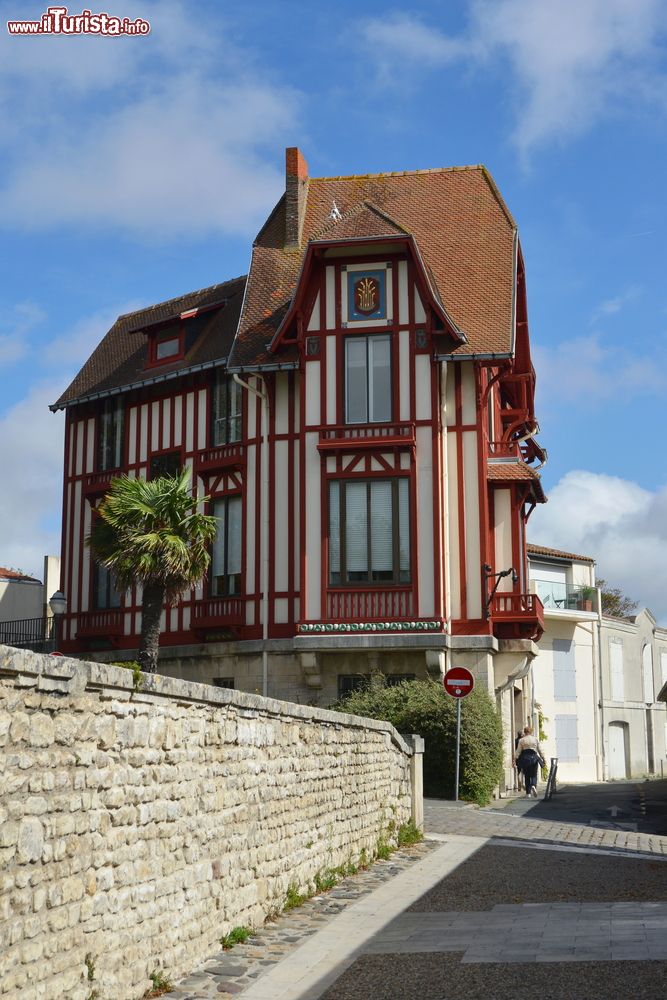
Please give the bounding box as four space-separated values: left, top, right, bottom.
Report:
212 499 226 591
328 482 340 582
555 714 579 762
553 639 576 701
370 481 392 576
398 478 410 580
345 339 368 423
609 639 625 702
345 482 368 575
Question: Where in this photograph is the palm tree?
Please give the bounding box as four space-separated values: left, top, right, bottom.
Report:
87 468 217 673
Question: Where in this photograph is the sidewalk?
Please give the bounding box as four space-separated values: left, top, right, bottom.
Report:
165 800 667 1000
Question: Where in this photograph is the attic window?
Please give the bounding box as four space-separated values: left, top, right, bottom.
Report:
147 323 184 366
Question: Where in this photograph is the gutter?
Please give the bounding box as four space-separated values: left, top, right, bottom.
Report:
50 357 229 412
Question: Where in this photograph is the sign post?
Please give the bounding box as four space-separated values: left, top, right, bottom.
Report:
443 666 475 802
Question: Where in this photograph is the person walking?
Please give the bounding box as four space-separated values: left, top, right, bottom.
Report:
515 725 545 798
514 730 524 791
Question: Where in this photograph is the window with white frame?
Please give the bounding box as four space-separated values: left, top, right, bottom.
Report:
328 478 410 585
211 496 242 596
609 638 625 702
553 639 576 701
555 714 579 762
345 335 391 424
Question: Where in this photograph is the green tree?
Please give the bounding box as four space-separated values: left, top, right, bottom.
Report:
331 677 504 805
87 469 217 674
597 578 638 620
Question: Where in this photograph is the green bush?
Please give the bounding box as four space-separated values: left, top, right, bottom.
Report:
331 677 503 805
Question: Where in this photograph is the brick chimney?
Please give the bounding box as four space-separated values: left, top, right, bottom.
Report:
285 147 308 247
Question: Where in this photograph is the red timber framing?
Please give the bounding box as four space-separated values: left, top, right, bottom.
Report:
58 219 544 655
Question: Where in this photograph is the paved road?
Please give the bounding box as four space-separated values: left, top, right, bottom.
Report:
499 778 667 835
166 795 667 1000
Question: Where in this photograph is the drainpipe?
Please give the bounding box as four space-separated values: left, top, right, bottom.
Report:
440 362 452 637
233 374 270 697
596 586 606 780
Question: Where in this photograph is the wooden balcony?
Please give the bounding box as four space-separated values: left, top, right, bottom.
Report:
194 442 245 474
326 588 414 621
76 609 124 640
318 423 415 454
83 468 121 497
192 596 245 631
491 592 544 641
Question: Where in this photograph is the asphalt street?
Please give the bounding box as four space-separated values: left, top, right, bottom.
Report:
500 778 667 835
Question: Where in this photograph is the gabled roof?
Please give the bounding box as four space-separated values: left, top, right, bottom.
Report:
52 277 246 411
229 164 517 370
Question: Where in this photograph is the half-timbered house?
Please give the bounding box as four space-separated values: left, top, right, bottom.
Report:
52 149 547 755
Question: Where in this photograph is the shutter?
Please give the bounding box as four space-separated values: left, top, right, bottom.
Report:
553 639 576 701
345 482 368 577
328 482 340 584
370 480 392 578
212 499 226 593
609 639 624 702
555 714 579 762
398 478 410 581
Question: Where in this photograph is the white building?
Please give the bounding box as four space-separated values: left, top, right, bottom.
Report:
528 543 667 783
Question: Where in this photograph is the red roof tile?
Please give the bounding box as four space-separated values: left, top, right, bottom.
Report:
488 462 546 503
527 543 595 564
229 164 517 369
53 276 246 410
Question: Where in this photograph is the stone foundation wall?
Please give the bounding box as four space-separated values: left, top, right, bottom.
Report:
0 647 416 1000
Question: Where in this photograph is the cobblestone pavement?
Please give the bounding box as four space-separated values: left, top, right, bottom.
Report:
162 841 438 1000
424 798 667 855
165 799 667 1000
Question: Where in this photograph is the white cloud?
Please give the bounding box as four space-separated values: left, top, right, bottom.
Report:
530 470 667 623
0 1 301 237
533 332 666 407
357 1 667 154
0 380 65 580
0 301 46 365
41 303 141 368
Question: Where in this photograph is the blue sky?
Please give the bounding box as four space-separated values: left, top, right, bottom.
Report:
1 0 667 618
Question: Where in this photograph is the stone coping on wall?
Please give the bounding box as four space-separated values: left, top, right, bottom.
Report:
0 643 413 754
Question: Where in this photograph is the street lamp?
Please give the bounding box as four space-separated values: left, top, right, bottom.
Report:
483 564 518 619
48 591 67 651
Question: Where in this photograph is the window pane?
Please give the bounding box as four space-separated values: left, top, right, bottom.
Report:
156 337 180 359
93 562 120 609
369 336 391 422
227 498 242 578
212 373 228 446
229 379 242 442
345 482 368 579
370 481 392 580
346 339 368 423
329 481 340 584
398 478 410 581
149 451 181 479
212 499 227 595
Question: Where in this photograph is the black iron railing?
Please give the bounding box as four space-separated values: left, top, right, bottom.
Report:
0 616 59 653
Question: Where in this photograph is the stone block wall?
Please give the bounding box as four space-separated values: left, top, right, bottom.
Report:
0 647 415 1000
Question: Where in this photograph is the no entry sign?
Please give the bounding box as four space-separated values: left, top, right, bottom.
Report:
443 666 474 699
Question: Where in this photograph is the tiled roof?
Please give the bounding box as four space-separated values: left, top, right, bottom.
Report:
52 277 246 410
229 164 517 370
0 567 40 582
527 543 595 564
487 461 546 503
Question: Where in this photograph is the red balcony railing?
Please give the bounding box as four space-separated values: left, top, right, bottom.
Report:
83 468 122 496
318 423 415 453
76 609 124 639
194 442 245 473
491 592 544 640
326 588 414 621
192 596 245 629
